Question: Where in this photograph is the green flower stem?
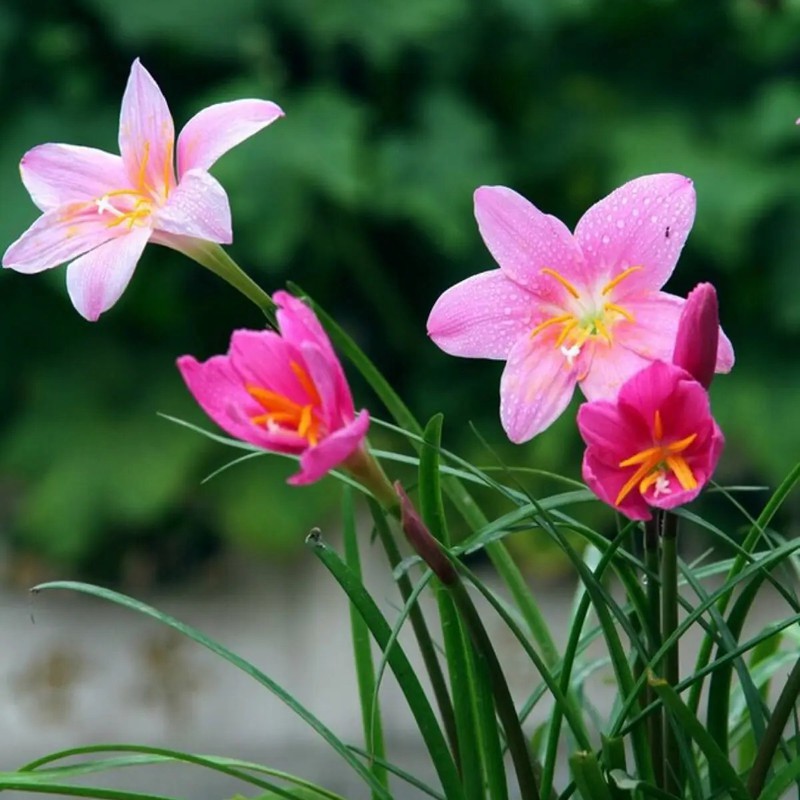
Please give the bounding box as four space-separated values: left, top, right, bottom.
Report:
746 654 800 798
367 498 461 764
659 512 680 796
644 517 664 790
166 237 277 323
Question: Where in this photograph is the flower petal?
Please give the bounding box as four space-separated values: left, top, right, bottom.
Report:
574 174 696 295
582 450 653 521
578 341 652 401
154 169 232 244
474 186 587 299
65 226 150 320
290 410 370 486
499 334 578 443
576 399 634 463
20 144 128 212
119 59 176 198
427 269 539 359
274 291 339 365
617 291 685 363
177 99 284 178
2 204 120 274
300 340 355 426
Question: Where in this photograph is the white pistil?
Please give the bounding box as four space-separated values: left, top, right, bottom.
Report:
561 343 581 366
653 473 672 497
95 195 124 218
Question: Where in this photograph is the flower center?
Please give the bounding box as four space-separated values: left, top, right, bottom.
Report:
614 409 699 507
246 361 324 446
530 266 642 367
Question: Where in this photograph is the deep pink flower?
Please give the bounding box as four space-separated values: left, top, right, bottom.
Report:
577 360 724 521
177 291 369 486
3 59 283 320
427 175 735 442
672 282 720 388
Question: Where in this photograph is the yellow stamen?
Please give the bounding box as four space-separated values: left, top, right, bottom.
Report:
594 317 612 344
666 432 697 453
530 314 573 339
619 445 662 468
554 317 578 348
247 386 301 415
290 361 322 405
601 266 643 296
665 455 698 490
604 301 635 323
615 461 654 506
541 267 580 299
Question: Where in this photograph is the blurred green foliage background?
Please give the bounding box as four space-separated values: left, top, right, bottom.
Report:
0 0 798 582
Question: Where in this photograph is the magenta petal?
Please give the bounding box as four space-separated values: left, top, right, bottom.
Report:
154 169 232 243
582 451 653 521
474 186 587 298
274 291 339 364
177 99 284 178
20 144 128 212
2 205 120 274
576 400 634 463
499 335 578 443
427 270 537 359
290 410 370 486
65 226 150 320
119 59 176 196
300 341 355 425
574 174 696 295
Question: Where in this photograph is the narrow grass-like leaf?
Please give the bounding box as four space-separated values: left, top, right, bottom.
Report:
306 532 465 800
346 746 445 800
569 751 613 800
29 581 392 800
756 751 800 800
341 487 389 797
649 675 749 800
0 777 175 800
419 414 485 800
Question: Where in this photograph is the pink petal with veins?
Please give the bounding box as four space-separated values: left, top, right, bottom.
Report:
177 99 284 178
574 174 696 296
20 144 127 212
119 59 176 197
474 186 587 299
65 226 151 320
155 169 232 243
427 269 539 359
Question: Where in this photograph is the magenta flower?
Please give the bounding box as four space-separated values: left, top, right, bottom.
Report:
427 174 735 442
672 282 720 389
178 291 370 486
2 59 283 320
577 360 724 521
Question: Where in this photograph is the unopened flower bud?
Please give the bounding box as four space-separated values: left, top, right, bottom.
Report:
672 282 719 388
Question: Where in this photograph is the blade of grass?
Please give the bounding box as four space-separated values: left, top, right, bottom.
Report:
341 486 389 797
30 581 392 800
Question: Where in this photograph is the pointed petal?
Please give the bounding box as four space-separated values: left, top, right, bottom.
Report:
177 99 284 178
154 169 232 244
274 291 340 365
20 144 128 212
289 410 370 486
576 399 635 463
715 328 735 375
574 174 696 295
427 269 538 359
2 204 120 274
499 335 578 443
578 341 652 401
581 450 653 521
119 59 176 198
618 291 685 363
65 226 150 320
474 186 587 299
300 341 355 425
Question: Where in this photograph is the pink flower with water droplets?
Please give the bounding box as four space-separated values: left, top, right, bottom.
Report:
178 291 370 486
2 59 283 320
578 360 724 521
427 174 734 442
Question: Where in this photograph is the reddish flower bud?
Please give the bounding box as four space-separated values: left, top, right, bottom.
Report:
672 282 720 388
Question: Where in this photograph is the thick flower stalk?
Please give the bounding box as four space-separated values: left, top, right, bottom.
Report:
3 59 283 320
577 360 724 521
427 174 734 442
178 291 371 486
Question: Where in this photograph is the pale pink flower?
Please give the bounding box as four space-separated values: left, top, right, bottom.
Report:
3 59 283 320
427 175 735 442
178 291 370 486
672 282 721 388
577 360 724 521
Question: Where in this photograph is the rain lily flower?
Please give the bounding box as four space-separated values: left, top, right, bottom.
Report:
427 174 734 442
3 58 283 320
577 360 724 521
672 282 720 388
178 291 370 486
